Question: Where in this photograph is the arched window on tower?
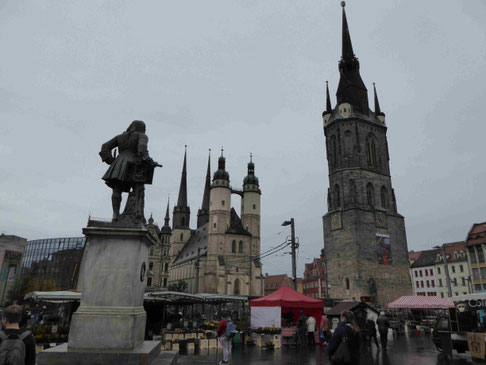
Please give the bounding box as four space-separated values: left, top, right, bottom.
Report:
182 217 185 226
330 135 337 167
366 134 378 167
345 278 350 290
232 240 236 253
381 186 389 210
234 278 240 295
239 240 243 253
334 184 341 209
366 183 375 206
344 130 353 156
349 180 357 205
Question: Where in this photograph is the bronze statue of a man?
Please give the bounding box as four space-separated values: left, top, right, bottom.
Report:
99 120 161 223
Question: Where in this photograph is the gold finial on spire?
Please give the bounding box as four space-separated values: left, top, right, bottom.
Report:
341 1 346 7
221 147 224 157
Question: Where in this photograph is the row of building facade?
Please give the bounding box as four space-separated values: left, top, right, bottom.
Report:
409 222 486 298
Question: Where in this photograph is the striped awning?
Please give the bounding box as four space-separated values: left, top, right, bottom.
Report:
387 295 454 309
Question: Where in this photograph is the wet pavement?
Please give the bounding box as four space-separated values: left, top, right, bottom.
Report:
177 332 477 365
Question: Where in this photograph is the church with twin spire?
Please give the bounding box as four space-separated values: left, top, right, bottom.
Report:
148 149 264 296
322 3 412 306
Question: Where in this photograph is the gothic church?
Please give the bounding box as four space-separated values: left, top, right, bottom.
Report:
322 4 412 306
167 150 264 296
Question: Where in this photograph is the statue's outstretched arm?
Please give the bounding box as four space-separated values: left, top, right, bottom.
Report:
99 136 118 164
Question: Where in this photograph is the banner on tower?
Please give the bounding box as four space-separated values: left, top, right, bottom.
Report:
376 234 392 265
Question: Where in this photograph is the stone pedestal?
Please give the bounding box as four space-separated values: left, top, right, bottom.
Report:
38 221 161 365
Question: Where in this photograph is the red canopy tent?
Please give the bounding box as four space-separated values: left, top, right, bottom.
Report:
250 285 324 328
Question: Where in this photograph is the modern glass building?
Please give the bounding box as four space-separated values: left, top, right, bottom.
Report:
21 237 85 290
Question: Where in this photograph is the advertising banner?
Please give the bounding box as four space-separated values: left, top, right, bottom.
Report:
376 234 392 265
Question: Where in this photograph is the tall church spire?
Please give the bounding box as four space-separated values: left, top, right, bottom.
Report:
164 197 170 227
373 82 384 116
341 2 355 61
325 81 332 114
336 2 369 114
177 146 188 208
161 196 172 234
173 146 190 229
197 150 211 228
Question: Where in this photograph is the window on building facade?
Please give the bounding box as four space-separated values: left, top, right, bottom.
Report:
345 278 350 290
430 268 433 276
440 293 444 298
478 246 485 263
451 266 456 273
149 262 153 271
239 240 243 253
366 134 378 167
481 267 486 279
431 280 435 287
469 247 477 264
439 278 442 287
366 183 374 206
180 233 183 240
164 263 168 272
380 186 388 210
473 268 480 280
420 270 423 277
232 240 236 253
147 277 152 287
149 247 154 256
460 265 464 272
462 277 466 286
437 267 441 274
426 280 430 288
414 271 418 277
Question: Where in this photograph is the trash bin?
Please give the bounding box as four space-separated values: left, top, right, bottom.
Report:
232 332 241 345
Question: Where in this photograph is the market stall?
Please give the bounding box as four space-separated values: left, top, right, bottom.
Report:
388 295 454 334
249 285 324 346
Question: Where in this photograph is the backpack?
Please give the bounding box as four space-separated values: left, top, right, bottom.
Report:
0 330 30 365
225 321 237 338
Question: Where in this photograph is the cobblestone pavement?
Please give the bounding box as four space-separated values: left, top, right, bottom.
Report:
177 332 475 365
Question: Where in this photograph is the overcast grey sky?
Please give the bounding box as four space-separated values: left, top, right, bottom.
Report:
1 1 485 276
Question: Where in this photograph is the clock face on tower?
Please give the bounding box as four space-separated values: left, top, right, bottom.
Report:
375 211 387 228
330 211 342 231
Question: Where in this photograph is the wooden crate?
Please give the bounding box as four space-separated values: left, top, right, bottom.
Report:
187 343 195 351
184 334 192 340
164 333 173 341
209 339 218 349
172 343 179 351
164 341 172 351
197 333 205 339
200 339 209 349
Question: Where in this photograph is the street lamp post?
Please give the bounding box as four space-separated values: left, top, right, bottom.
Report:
282 218 297 291
434 244 452 298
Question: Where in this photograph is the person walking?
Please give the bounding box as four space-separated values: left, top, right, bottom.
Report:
377 311 390 350
297 311 308 347
306 314 316 346
217 313 235 365
366 316 379 348
328 311 360 365
0 304 36 365
320 314 330 345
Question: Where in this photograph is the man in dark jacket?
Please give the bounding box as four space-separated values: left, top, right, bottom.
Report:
0 304 36 365
376 311 390 350
366 316 379 347
328 311 360 365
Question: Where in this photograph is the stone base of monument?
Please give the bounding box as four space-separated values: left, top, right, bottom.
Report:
38 221 162 365
37 341 162 365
